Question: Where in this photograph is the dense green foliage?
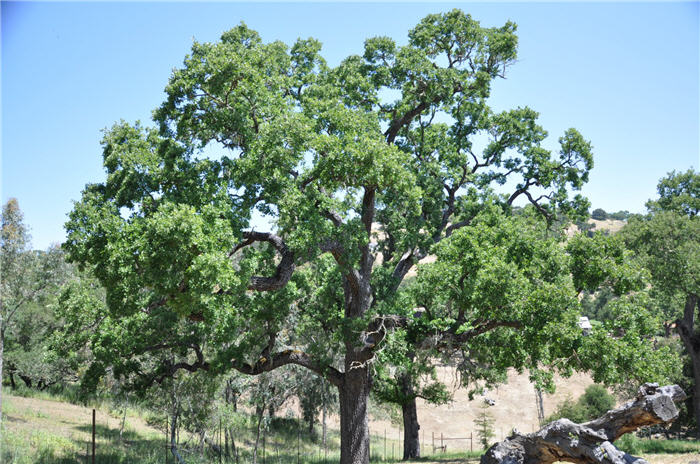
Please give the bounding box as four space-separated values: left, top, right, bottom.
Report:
1 199 74 429
645 169 699 217
621 169 700 435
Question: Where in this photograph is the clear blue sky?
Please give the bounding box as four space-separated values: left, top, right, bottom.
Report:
2 2 698 250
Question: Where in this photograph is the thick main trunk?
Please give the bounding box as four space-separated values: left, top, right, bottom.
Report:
402 397 420 459
339 363 371 464
481 383 686 464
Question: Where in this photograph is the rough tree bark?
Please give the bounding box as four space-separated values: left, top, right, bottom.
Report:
676 293 700 438
399 371 421 460
481 383 687 464
339 362 371 464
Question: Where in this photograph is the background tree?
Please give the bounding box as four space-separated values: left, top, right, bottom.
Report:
295 367 338 438
4 246 77 391
474 403 495 449
591 208 608 220
372 336 451 459
622 169 700 436
62 11 669 464
608 210 631 221
1 199 67 427
646 168 699 217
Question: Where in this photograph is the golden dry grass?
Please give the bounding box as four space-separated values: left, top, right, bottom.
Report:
314 368 595 451
3 393 159 443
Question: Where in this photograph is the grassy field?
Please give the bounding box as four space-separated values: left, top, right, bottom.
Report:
2 389 699 464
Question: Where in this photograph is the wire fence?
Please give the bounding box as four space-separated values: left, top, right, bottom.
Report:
76 410 492 464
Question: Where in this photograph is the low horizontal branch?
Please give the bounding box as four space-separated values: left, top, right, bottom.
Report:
232 349 344 388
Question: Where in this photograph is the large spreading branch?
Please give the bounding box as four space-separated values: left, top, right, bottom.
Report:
231 231 295 291
232 349 344 388
481 383 687 464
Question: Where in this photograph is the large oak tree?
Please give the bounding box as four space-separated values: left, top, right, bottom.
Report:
63 11 673 464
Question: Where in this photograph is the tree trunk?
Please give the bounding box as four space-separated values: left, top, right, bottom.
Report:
676 293 700 438
253 405 265 464
339 363 371 464
308 414 315 435
401 397 421 460
481 383 686 464
227 427 238 461
19 373 32 388
170 410 185 464
9 371 16 389
336 253 375 464
398 368 420 460
118 401 127 444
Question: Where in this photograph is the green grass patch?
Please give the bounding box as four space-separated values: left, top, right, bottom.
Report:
616 435 700 455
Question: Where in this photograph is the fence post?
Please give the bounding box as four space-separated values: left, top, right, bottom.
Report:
297 417 301 464
470 432 473 452
219 417 222 464
440 432 443 452
165 415 168 464
92 409 96 464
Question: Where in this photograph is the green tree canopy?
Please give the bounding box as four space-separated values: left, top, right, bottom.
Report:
1 199 69 426
60 12 667 463
646 169 699 217
622 169 700 435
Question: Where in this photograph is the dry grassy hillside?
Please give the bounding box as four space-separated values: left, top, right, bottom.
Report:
565 218 626 237
320 368 595 451
4 393 159 442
